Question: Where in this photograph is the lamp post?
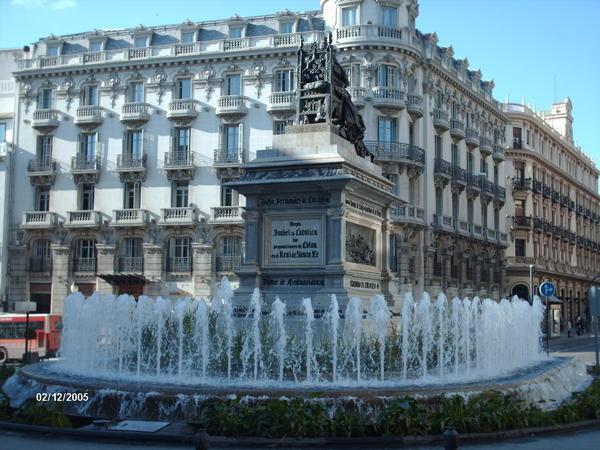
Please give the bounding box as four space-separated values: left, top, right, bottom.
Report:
14 301 37 365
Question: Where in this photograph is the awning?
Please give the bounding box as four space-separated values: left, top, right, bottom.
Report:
97 274 147 286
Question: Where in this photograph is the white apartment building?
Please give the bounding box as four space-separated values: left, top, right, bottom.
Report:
6 0 509 314
0 49 20 310
503 98 600 328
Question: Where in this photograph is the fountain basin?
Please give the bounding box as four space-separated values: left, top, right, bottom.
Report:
3 357 591 423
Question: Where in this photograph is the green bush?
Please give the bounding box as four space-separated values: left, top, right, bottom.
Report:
15 400 72 428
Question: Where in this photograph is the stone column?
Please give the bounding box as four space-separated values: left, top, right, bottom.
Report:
50 244 70 314
192 242 214 298
143 243 163 297
95 244 116 295
8 245 27 307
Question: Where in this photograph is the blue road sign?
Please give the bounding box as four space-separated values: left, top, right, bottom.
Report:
539 282 556 298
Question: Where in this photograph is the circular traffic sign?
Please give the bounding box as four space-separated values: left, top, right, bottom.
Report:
539 282 556 297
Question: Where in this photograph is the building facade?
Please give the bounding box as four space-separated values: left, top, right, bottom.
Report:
6 0 509 314
503 98 600 327
0 49 20 310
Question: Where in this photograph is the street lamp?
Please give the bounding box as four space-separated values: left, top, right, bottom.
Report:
14 300 37 365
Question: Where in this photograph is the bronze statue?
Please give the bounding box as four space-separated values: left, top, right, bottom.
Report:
297 33 373 161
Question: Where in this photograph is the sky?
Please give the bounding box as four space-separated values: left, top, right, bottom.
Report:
1 0 598 163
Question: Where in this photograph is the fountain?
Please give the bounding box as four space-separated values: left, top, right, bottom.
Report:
2 277 592 425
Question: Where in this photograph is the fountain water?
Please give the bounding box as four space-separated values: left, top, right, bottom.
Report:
57 279 548 386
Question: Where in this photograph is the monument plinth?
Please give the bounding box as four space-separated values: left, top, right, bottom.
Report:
228 123 401 310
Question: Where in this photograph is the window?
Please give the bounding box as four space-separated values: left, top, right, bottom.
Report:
33 239 51 260
37 136 52 162
435 188 443 215
221 236 241 256
82 85 99 106
467 152 473 174
493 165 499 185
38 88 53 109
280 22 293 34
382 6 398 27
124 130 143 161
452 193 459 219
226 74 241 96
46 44 59 56
377 65 396 88
225 124 240 150
123 182 141 209
122 238 143 258
78 133 97 161
172 181 189 208
75 239 96 272
515 239 526 257
128 82 144 103
175 78 192 99
169 237 191 272
172 127 190 153
467 199 474 223
221 186 239 207
0 122 6 143
435 90 443 108
344 64 361 87
451 143 459 166
274 69 295 92
341 6 357 27
89 40 103 53
494 208 500 231
80 184 95 211
133 36 147 48
229 26 243 38
481 204 488 228
274 119 293 135
181 31 195 43
36 186 50 212
378 117 397 143
480 158 488 175
435 135 442 159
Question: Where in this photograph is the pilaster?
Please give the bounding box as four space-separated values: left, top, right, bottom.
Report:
143 243 163 297
192 242 214 298
50 244 70 314
95 244 116 295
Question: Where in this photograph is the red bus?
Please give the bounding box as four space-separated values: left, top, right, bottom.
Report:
0 314 62 364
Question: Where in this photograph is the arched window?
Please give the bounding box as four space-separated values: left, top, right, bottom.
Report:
511 283 530 301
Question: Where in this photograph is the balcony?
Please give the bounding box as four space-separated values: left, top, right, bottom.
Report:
465 128 479 150
111 209 150 227
433 214 453 230
543 220 552 235
65 210 102 228
167 257 192 274
116 154 147 182
492 144 505 162
371 87 406 113
495 185 506 203
222 38 250 52
216 256 242 272
347 87 366 108
512 216 531 230
120 102 150 125
335 24 406 46
480 178 495 200
30 257 52 275
434 158 452 186
512 138 523 150
216 95 248 119
532 179 542 194
466 174 482 197
74 258 96 274
533 217 543 233
552 189 561 204
71 154 101 184
164 151 196 180
365 141 425 168
31 109 60 131
406 94 423 119
267 91 297 115
433 109 450 134
27 157 58 185
210 206 245 224
390 204 425 226
119 257 143 273
22 211 58 229
167 99 199 122
74 106 103 127
451 165 467 192
449 119 465 142
479 137 492 157
161 207 196 226
512 177 531 191
560 194 570 208
542 184 552 199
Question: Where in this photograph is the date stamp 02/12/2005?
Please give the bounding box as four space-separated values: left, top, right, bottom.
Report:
35 392 89 402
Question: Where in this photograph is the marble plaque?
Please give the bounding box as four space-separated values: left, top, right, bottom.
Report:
265 215 324 266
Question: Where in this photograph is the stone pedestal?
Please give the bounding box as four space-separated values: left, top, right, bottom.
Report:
96 244 116 295
227 124 401 311
143 243 163 297
50 244 70 314
192 242 213 298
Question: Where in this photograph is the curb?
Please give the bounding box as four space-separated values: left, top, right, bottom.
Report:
1 419 600 448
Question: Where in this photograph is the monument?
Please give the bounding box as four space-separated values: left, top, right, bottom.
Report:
228 34 402 311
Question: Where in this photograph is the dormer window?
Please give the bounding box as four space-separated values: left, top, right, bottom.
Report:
382 6 398 27
46 44 59 56
89 40 103 53
280 22 294 34
134 36 148 48
342 6 357 27
229 26 243 39
181 30 195 43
